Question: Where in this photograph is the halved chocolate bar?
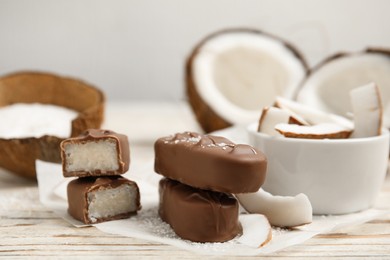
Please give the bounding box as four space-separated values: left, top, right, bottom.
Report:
67 176 141 224
154 132 267 193
159 178 242 243
61 129 130 177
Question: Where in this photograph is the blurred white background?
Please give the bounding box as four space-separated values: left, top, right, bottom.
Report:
0 0 389 102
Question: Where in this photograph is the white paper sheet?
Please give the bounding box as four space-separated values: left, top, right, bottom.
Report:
36 159 390 256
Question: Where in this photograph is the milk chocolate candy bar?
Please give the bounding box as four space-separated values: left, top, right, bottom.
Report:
154 132 267 193
159 178 241 243
61 129 130 177
67 176 141 224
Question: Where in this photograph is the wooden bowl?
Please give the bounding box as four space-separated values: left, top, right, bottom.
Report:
0 71 105 179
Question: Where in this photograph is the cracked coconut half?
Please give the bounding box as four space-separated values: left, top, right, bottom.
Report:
297 48 390 128
186 28 309 132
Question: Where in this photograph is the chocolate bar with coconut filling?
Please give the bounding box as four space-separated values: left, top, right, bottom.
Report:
67 176 141 224
154 132 267 193
61 129 130 177
159 178 242 242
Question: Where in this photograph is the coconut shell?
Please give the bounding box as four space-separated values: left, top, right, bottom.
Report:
307 47 390 75
186 70 230 133
0 71 104 179
296 47 390 129
186 28 309 133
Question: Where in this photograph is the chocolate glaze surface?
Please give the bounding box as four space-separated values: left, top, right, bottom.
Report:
154 132 267 193
159 178 241 243
67 176 140 224
61 129 130 177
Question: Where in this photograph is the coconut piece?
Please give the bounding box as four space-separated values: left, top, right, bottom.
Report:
297 48 390 127
258 106 307 136
0 71 104 179
350 82 383 138
275 123 352 139
236 189 312 228
186 28 309 132
258 107 290 136
237 214 272 247
275 96 353 129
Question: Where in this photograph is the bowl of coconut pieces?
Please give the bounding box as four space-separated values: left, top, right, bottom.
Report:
0 71 104 179
248 83 389 215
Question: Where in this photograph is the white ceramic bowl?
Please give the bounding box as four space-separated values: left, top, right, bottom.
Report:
247 122 389 215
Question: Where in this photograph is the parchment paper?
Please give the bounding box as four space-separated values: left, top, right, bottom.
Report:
36 158 389 256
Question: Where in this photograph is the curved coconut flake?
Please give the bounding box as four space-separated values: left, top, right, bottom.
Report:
275 123 352 139
258 106 306 136
275 96 353 129
236 189 312 228
187 28 308 132
237 214 272 247
297 50 390 127
350 82 383 138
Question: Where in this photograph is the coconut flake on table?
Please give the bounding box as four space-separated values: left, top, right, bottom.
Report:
0 103 78 139
236 189 312 228
275 123 352 139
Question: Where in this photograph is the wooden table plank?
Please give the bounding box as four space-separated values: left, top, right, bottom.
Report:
1 102 390 258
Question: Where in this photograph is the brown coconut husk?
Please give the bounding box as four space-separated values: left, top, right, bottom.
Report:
0 71 104 179
186 28 309 133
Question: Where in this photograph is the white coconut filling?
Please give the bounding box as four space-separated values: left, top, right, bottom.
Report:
64 139 120 172
297 53 390 124
87 184 138 223
193 32 306 125
0 103 78 138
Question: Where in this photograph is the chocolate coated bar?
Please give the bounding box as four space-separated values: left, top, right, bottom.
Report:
159 178 241 242
61 129 130 177
154 132 267 193
67 176 141 224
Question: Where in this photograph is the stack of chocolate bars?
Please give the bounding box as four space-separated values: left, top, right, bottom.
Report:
154 132 267 242
61 129 141 224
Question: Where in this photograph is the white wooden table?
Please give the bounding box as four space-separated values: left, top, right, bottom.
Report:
1 102 390 259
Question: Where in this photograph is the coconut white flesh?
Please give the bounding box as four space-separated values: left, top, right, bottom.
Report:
275 96 353 129
273 98 309 126
87 184 138 223
297 53 390 127
258 107 294 136
64 139 119 172
275 123 352 139
0 103 78 138
236 189 312 228
192 32 306 125
237 214 272 247
350 82 383 138
258 107 290 136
